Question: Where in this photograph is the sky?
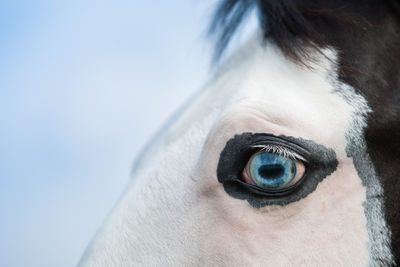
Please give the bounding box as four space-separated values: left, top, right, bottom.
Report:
0 1 256 266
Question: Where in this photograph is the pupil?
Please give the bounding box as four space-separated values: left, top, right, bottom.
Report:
258 164 285 179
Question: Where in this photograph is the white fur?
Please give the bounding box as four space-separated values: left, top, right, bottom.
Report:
79 35 392 266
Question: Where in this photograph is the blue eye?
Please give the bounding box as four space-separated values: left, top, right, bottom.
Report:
243 151 305 191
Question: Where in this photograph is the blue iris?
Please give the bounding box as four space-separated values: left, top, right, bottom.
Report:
248 152 297 190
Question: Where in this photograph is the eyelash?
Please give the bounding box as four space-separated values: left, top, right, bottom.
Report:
250 144 307 162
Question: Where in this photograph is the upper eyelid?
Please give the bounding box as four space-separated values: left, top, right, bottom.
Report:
250 144 308 162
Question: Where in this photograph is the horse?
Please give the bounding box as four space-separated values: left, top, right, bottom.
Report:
79 0 400 265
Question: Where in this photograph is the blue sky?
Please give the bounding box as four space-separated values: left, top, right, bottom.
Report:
0 1 257 266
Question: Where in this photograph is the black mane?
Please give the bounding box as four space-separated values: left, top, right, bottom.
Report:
210 0 400 64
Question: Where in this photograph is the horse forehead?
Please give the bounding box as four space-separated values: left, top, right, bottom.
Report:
210 43 351 150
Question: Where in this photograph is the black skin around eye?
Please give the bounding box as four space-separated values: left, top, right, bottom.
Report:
217 133 338 208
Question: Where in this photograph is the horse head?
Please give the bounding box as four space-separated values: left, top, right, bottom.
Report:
80 0 400 265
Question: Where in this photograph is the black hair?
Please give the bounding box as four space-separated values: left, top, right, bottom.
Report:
209 0 379 65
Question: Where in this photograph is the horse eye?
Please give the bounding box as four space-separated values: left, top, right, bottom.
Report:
242 151 306 191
